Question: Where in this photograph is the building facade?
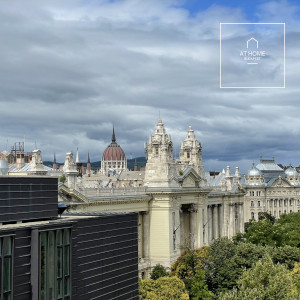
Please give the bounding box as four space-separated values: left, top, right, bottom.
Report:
0 176 139 300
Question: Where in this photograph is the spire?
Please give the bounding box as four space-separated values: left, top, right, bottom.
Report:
76 147 79 163
53 152 57 170
88 152 90 163
112 126 116 143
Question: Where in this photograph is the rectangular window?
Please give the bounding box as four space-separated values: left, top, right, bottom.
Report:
40 229 71 300
0 236 13 300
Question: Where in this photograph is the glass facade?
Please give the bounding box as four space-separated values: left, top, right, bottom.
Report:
39 229 71 300
0 236 13 300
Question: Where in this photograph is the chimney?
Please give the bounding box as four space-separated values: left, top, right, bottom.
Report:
16 153 25 170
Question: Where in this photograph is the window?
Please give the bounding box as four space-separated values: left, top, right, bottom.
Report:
258 201 261 207
274 199 277 207
40 229 71 300
284 199 287 206
290 199 293 206
251 212 255 220
0 236 13 300
250 201 254 207
155 146 159 155
186 151 190 159
256 191 261 196
250 191 254 196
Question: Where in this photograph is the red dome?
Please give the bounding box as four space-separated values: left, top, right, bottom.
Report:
102 143 126 161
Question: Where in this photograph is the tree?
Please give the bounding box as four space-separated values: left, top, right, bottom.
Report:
238 212 300 248
205 238 238 294
190 268 214 300
59 175 66 183
139 277 189 300
150 264 169 280
219 255 299 300
171 247 210 293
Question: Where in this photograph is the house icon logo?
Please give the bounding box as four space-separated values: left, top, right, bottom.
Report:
240 37 265 64
247 37 258 48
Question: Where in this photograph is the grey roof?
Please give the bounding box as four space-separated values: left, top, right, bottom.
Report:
247 164 262 176
117 170 145 180
256 159 283 171
206 171 226 187
8 162 53 173
285 167 299 177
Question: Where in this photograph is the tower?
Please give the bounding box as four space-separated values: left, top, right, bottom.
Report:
63 152 78 189
180 126 205 180
144 119 177 187
100 127 127 176
53 152 57 170
86 152 91 176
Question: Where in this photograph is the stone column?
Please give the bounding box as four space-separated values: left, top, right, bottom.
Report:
218 204 224 237
142 212 150 259
190 204 197 249
203 207 208 245
208 205 213 244
229 204 234 238
179 208 184 247
223 201 229 238
212 205 219 240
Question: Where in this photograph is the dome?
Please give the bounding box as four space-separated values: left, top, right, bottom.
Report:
285 167 298 177
102 128 126 161
102 144 126 161
0 158 9 175
247 163 262 176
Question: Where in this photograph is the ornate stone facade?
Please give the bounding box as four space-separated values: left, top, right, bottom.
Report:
61 119 245 278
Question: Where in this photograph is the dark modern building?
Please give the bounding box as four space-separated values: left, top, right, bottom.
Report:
0 176 138 300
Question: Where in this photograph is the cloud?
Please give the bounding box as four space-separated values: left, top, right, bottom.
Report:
0 0 299 173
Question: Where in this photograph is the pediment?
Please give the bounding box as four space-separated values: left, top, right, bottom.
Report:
178 167 200 187
270 177 292 188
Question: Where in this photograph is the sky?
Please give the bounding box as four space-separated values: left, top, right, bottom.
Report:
0 0 300 173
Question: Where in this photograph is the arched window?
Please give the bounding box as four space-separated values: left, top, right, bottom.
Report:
251 212 255 220
251 201 254 207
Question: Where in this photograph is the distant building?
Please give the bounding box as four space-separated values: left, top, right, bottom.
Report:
243 158 300 221
100 127 127 176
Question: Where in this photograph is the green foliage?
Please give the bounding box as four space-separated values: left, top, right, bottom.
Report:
291 262 300 293
205 238 238 294
219 255 299 300
179 170 184 175
270 245 300 270
239 212 300 248
139 277 189 300
150 264 169 280
258 211 276 224
171 247 210 293
59 175 66 183
190 268 214 300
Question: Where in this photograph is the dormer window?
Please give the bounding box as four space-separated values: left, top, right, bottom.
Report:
155 146 159 155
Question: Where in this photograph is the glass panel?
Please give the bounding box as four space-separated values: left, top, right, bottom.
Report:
57 230 63 246
40 232 47 300
48 231 55 300
57 247 63 278
0 238 2 255
3 257 11 292
64 229 70 245
57 278 62 299
3 293 11 300
64 246 70 276
3 237 12 255
64 277 70 296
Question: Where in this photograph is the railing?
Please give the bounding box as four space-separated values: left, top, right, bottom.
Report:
78 186 147 197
